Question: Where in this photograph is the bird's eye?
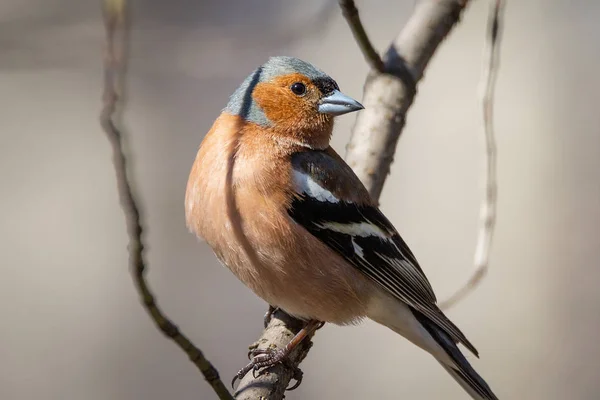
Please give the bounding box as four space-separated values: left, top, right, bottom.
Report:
290 82 307 96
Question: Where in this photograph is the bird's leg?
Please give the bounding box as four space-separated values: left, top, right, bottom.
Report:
232 319 322 390
263 305 279 328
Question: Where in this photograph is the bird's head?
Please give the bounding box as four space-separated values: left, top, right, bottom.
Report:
224 56 363 149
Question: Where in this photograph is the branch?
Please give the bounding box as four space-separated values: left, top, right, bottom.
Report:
237 1 471 398
343 0 506 310
339 0 385 72
345 0 471 200
234 310 314 399
99 1 233 399
439 0 505 310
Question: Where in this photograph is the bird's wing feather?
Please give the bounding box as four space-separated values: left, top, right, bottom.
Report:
287 149 478 356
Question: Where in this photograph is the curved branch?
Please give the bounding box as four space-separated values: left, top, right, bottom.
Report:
339 0 385 72
345 0 471 201
99 1 232 399
439 0 505 310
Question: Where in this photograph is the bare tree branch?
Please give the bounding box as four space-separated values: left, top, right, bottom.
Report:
234 310 314 399
339 0 385 72
345 0 471 201
440 0 505 310
236 1 472 398
99 1 233 398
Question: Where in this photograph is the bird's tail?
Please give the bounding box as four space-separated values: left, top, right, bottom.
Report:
438 362 498 400
416 312 499 400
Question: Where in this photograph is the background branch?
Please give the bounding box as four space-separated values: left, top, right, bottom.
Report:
345 0 471 200
439 0 505 310
339 0 385 72
236 0 471 398
99 1 232 399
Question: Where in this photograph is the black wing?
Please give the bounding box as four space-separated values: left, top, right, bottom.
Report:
288 151 478 355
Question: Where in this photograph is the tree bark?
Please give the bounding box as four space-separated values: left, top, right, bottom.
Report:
346 0 471 201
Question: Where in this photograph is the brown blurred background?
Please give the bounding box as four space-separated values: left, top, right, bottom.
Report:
2 0 599 399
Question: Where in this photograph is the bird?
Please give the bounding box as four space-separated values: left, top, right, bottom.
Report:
185 56 498 399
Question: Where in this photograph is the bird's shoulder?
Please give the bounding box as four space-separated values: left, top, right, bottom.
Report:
289 147 373 205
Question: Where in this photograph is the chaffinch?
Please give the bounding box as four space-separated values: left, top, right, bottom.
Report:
185 56 498 399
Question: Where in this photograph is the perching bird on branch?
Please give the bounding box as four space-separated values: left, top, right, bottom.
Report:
185 56 498 400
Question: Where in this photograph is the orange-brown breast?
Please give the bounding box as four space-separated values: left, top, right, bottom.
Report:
185 113 374 324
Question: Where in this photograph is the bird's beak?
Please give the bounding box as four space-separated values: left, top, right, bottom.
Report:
317 90 364 116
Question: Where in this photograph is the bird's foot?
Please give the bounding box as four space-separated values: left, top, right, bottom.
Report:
231 347 303 390
232 319 321 390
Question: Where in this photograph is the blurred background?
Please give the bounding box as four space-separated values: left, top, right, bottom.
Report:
2 0 599 399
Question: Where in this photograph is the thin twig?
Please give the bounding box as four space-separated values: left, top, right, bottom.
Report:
440 0 505 310
339 0 385 72
99 1 233 398
345 0 470 201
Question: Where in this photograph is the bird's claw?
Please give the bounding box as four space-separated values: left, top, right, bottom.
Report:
286 366 303 391
231 373 241 389
231 347 302 390
263 305 279 328
248 347 288 371
246 342 259 360
232 347 284 388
